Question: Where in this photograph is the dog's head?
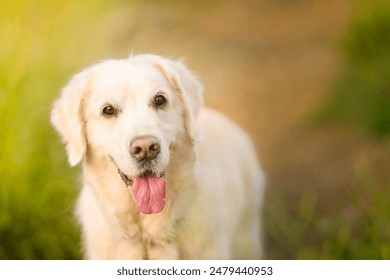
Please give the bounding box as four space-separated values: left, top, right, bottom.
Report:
51 54 203 214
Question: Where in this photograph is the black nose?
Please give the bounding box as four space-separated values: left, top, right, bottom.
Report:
130 136 160 162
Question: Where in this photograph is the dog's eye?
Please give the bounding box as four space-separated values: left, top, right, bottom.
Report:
154 94 167 108
102 105 116 116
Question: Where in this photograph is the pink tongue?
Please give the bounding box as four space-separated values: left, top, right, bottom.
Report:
131 174 166 214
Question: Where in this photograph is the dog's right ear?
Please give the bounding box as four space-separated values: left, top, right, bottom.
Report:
51 70 91 166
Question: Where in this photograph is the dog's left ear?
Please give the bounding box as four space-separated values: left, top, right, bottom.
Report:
149 55 204 140
51 69 91 166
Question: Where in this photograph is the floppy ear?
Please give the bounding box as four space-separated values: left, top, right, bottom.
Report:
51 70 90 166
151 55 204 140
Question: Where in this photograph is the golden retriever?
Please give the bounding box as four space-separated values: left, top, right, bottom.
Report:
51 54 265 259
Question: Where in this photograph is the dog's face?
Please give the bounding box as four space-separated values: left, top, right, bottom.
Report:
84 60 180 178
51 55 203 214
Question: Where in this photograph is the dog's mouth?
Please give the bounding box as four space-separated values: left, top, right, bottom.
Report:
118 169 166 215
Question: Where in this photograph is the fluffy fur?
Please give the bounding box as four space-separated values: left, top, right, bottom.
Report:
51 54 265 259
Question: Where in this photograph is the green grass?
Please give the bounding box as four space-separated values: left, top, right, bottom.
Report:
314 0 390 136
265 163 390 260
0 0 125 259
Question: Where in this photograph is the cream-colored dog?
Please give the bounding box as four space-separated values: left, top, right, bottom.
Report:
51 54 265 259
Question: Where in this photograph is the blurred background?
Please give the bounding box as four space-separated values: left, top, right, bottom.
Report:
0 0 389 259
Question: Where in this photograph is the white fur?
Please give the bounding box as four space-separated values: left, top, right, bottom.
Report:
51 54 265 259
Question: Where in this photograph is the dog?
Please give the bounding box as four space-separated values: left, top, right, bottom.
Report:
51 54 265 259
